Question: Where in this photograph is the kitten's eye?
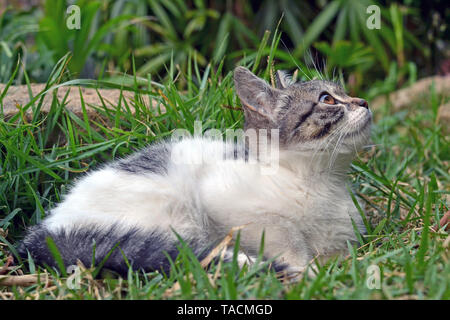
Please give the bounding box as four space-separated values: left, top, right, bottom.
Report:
319 94 336 105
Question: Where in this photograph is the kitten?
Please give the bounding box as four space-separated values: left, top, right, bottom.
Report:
18 67 372 276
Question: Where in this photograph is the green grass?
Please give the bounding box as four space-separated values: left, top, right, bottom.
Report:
0 51 449 300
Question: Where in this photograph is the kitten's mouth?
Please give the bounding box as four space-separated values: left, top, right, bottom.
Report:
342 109 372 138
344 116 371 138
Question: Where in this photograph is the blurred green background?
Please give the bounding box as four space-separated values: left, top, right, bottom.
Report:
1 0 448 99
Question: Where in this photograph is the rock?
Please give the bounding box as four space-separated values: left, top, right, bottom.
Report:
0 83 153 120
437 102 450 132
371 75 450 111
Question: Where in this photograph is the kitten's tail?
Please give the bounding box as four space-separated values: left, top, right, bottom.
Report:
17 224 210 276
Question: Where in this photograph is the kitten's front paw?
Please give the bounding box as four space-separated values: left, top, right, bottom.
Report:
280 264 318 282
237 252 257 268
282 266 306 282
223 249 257 268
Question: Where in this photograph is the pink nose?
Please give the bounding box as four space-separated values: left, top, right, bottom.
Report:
351 98 368 109
358 99 368 109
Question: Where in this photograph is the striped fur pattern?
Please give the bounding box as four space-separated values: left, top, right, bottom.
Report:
18 67 372 276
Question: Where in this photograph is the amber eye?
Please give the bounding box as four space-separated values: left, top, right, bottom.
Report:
319 94 336 105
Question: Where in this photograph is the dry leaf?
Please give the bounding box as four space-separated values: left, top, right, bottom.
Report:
433 210 450 232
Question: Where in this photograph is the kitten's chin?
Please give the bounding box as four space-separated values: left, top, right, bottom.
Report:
341 122 372 152
339 109 372 148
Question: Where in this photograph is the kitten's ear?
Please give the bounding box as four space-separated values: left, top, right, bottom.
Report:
234 66 280 120
275 70 298 89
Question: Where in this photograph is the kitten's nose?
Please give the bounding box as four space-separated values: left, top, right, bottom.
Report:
358 99 369 109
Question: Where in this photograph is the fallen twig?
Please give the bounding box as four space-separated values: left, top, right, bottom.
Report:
200 224 247 268
163 225 247 298
0 274 50 287
0 255 14 275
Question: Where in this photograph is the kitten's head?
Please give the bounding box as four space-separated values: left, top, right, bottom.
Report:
234 67 371 155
